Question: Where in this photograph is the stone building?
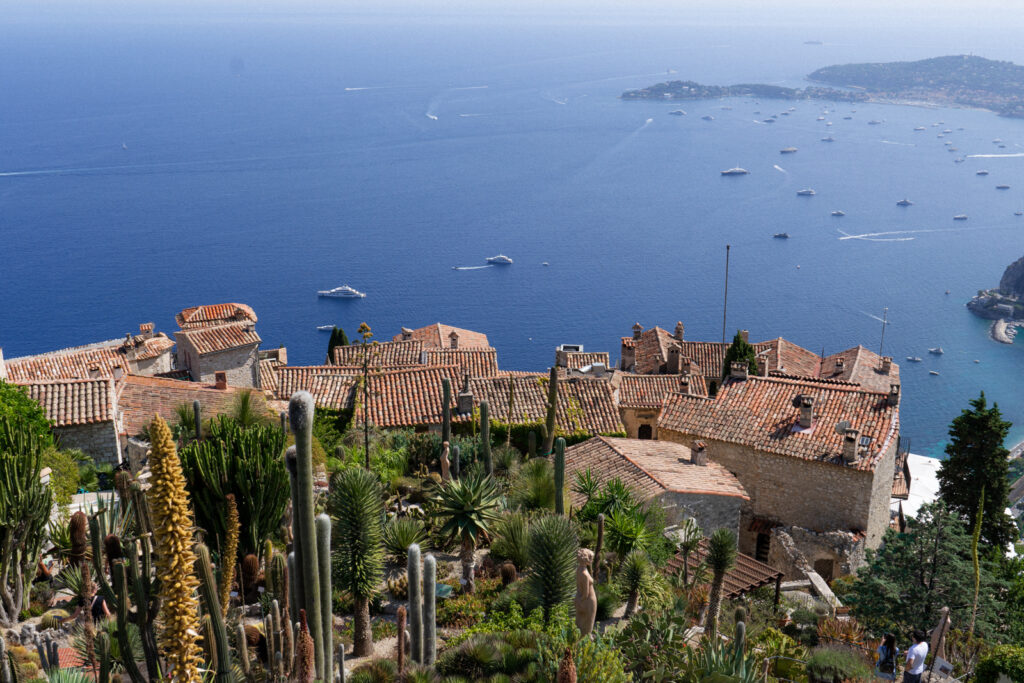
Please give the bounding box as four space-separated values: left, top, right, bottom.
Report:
393 323 490 349
612 373 707 439
564 437 748 536
23 378 122 464
658 367 900 579
175 322 261 388
175 303 258 330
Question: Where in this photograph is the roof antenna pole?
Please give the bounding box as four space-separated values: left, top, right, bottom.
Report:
878 307 888 356
721 244 731 344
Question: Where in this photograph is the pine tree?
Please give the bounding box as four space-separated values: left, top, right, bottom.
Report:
721 331 758 379
937 392 1017 550
325 326 351 363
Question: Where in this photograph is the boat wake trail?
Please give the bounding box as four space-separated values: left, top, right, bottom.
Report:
880 140 915 146
967 152 1024 158
837 228 950 242
859 310 890 324
344 86 392 91
451 265 494 271
773 164 787 174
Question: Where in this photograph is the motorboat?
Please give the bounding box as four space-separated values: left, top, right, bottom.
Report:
763 119 775 124
942 129 952 134
486 254 514 264
773 233 790 239
817 116 825 121
906 357 923 362
780 147 798 154
317 325 334 331
868 119 883 125
831 210 845 216
929 371 940 376
914 126 925 131
843 116 853 120
977 170 990 176
701 115 715 121
721 167 750 176
897 199 913 206
928 347 944 355
954 215 968 220
318 285 366 298
1016 210 1023 216
997 184 1011 190
796 189 816 196
820 136 835 142
669 110 687 116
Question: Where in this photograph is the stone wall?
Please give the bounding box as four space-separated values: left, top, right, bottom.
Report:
768 526 867 581
620 407 661 439
659 490 742 538
659 429 893 557
196 345 260 388
131 352 173 377
55 421 121 465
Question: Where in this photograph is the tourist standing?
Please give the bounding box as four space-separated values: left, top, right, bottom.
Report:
876 633 899 680
902 630 928 683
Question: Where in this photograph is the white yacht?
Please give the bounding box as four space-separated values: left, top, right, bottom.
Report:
486 254 514 265
318 285 366 298
954 215 968 221
796 189 816 196
721 167 750 176
831 210 845 216
928 347 944 355
317 325 334 331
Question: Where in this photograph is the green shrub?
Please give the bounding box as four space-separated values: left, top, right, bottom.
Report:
595 582 622 621
41 448 84 507
382 517 428 562
976 644 1024 683
805 646 873 682
510 458 558 511
490 512 530 569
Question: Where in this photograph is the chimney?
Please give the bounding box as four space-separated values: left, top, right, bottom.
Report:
835 357 845 372
592 362 607 378
756 356 768 377
632 322 643 340
277 347 288 365
798 395 815 428
739 329 749 344
692 440 708 466
88 366 101 379
457 373 474 414
880 356 893 374
139 322 155 336
729 361 748 380
679 376 691 395
449 330 459 349
888 383 900 407
215 371 228 390
842 428 860 464
674 321 685 341
401 327 413 341
681 358 692 377
667 344 681 374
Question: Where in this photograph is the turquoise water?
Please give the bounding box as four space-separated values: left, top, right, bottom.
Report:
4 3 1024 456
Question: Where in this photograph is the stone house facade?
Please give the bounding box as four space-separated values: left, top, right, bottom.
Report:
175 322 261 388
22 378 122 465
612 373 707 440
658 369 900 579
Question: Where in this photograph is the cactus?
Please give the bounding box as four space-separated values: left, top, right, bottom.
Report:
316 514 333 683
220 494 240 616
147 414 203 681
441 378 452 446
69 511 89 567
500 562 518 586
236 624 250 675
554 438 566 515
396 605 406 676
423 554 437 665
267 551 288 616
407 544 422 664
193 400 202 441
195 543 232 682
96 631 112 683
336 644 346 683
287 552 298 625
297 610 315 683
114 470 131 505
241 553 259 604
110 560 146 683
542 367 559 455
528 430 537 458
537 424 548 454
200 614 217 671
451 445 460 480
287 392 325 679
480 401 492 476
557 647 577 683
0 634 9 683
593 513 604 583
733 608 747 672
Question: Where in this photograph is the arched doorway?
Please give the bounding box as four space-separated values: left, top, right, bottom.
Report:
638 424 653 440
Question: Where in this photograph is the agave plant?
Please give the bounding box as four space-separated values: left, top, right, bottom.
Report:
433 472 503 594
526 515 578 623
382 517 429 562
71 617 144 674
684 636 759 683
46 670 94 683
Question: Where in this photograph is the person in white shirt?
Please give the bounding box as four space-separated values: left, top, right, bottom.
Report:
902 629 929 683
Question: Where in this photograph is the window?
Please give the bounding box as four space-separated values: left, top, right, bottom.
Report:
638 424 653 440
755 532 771 562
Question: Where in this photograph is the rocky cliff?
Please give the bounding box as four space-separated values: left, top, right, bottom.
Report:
999 255 1024 297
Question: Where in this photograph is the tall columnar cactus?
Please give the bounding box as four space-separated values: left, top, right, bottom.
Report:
593 514 604 583
287 552 298 625
69 511 89 568
267 552 288 617
396 605 406 676
733 607 747 672
480 400 492 476
554 438 566 515
220 494 240 616
528 430 537 458
195 543 232 682
451 445 460 480
110 561 145 683
441 378 452 446
193 400 202 441
0 633 10 683
236 624 250 675
407 544 423 664
147 415 202 681
423 554 437 665
287 392 325 679
241 554 259 604
543 367 559 455
316 514 333 683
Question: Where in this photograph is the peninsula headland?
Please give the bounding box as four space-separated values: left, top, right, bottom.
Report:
622 55 1024 118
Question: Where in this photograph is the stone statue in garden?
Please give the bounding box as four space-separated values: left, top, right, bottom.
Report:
575 548 597 636
440 441 451 482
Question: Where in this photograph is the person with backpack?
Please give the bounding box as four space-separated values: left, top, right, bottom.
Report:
876 633 899 680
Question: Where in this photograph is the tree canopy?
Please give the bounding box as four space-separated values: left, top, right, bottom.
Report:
0 380 53 447
937 392 1017 550
721 331 758 379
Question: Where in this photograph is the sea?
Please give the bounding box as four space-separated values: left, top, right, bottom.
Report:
4 1 1024 458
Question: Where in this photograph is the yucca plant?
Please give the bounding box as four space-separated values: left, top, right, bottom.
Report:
383 517 429 563
45 670 94 683
684 636 759 683
604 507 656 559
510 457 558 511
572 468 600 507
616 551 665 618
526 515 579 623
675 517 703 587
704 528 737 640
230 389 266 428
490 512 530 570
329 467 385 658
433 472 503 594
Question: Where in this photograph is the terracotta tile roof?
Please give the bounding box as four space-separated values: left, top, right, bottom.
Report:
360 366 465 428
620 337 636 350
57 647 86 669
658 375 899 471
564 437 747 508
616 374 707 408
760 338 822 377
130 334 176 361
392 323 490 349
564 352 611 371
665 539 782 599
675 340 731 378
820 346 900 393
274 366 360 407
634 327 677 374
466 375 624 435
500 370 546 378
423 348 499 378
175 322 261 356
20 378 116 426
331 340 424 367
118 375 269 436
5 343 130 382
259 358 284 395
175 303 257 330
154 369 191 381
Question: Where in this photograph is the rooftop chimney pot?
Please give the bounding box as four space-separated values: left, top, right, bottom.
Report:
729 361 749 380
215 371 228 390
798 395 815 428
739 329 750 344
692 441 708 466
888 383 900 407
139 322 155 336
674 321 685 341
449 330 459 349
632 322 643 340
881 356 893 374
401 327 413 340
842 428 860 464
756 356 768 377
